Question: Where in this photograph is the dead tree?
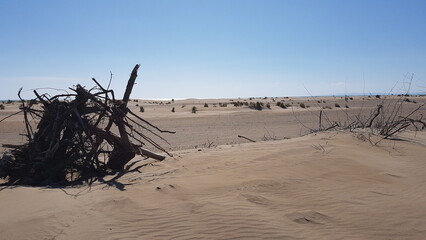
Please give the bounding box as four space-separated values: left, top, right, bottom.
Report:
0 64 175 186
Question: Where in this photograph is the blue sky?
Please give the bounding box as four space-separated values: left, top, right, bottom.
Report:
1 0 425 100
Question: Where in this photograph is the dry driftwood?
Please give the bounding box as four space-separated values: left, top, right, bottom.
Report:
238 135 256 142
0 64 174 186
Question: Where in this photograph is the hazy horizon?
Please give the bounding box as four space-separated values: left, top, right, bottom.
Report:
3 91 425 103
1 0 425 100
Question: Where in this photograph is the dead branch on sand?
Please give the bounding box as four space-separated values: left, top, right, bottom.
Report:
0 64 175 186
238 135 256 142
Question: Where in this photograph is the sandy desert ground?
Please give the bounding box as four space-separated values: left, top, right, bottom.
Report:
1 95 426 239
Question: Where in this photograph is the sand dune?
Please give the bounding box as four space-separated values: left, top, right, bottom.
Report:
1 130 426 239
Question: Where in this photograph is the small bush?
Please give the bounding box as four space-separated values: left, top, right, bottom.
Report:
299 103 306 108
192 106 197 114
345 104 349 108
375 95 381 99
219 102 227 107
335 103 340 108
233 101 244 107
0 104 4 110
255 102 262 111
276 102 286 109
139 106 145 112
266 103 271 109
204 103 208 107
171 107 175 112
181 105 186 108
248 102 263 111
323 105 332 109
6 100 12 104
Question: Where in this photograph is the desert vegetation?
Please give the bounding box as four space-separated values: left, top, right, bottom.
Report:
233 101 246 107
266 103 271 109
300 94 426 143
276 101 290 109
249 101 263 111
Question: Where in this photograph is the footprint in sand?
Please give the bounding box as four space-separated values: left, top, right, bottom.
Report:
155 184 178 191
241 194 273 205
385 172 404 178
286 211 330 224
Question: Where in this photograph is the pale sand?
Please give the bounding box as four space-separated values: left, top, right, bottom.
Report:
1 96 426 239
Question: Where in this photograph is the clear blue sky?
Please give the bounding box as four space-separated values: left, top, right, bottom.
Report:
1 0 425 100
